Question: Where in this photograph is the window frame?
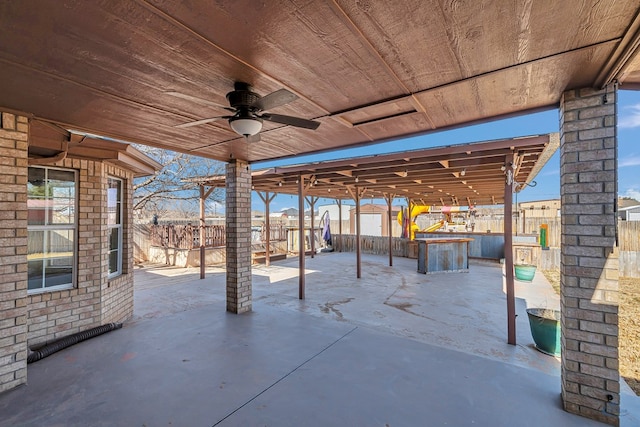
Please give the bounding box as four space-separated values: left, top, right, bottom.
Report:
27 166 77 294
107 176 123 279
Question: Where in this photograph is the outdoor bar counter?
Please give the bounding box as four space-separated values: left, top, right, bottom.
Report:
415 237 474 274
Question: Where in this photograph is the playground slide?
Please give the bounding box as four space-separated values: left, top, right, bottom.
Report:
397 205 431 240
425 220 445 232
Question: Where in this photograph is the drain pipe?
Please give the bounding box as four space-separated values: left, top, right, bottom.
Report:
27 323 123 364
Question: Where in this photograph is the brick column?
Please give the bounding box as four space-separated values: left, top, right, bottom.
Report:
0 112 28 392
225 160 252 313
560 87 619 425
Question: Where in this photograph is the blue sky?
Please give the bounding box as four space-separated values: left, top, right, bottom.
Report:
250 90 639 212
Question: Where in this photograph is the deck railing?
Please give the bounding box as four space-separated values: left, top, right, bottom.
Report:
150 224 223 249
150 224 288 249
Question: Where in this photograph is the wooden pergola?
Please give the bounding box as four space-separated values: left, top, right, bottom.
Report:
193 133 559 344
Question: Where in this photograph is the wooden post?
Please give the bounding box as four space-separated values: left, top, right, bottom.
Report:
257 191 276 267
386 193 395 266
337 199 342 252
355 190 362 279
199 185 215 279
298 175 306 299
345 187 365 278
200 184 205 279
306 196 318 258
504 154 516 345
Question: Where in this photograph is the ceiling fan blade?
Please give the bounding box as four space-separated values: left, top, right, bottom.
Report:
175 116 228 128
262 113 320 130
252 89 298 111
166 91 235 112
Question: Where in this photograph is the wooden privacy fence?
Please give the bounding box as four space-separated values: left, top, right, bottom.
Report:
147 220 639 251
618 221 640 251
334 234 410 258
472 218 640 251
473 218 562 247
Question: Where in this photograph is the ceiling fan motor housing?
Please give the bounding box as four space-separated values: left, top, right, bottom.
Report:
226 87 261 110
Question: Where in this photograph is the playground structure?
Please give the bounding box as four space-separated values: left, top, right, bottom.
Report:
398 204 474 240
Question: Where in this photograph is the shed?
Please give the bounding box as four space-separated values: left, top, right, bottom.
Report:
619 205 640 221
349 204 401 237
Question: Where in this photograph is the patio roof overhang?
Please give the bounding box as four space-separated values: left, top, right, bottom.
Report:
0 2 637 163
193 133 558 206
28 120 162 177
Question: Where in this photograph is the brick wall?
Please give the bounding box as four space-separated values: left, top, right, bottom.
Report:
560 87 619 426
0 114 139 394
25 160 136 344
101 164 134 324
225 160 252 313
26 158 104 345
0 113 29 392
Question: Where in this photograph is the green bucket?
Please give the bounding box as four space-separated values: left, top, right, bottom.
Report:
515 264 536 282
526 308 561 356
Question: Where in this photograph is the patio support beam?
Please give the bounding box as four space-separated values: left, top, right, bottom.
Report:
305 196 319 258
559 86 620 426
225 160 252 314
298 174 306 299
406 197 413 239
504 154 516 345
385 193 395 266
257 191 276 266
199 184 214 280
356 190 361 278
337 199 342 252
347 187 366 279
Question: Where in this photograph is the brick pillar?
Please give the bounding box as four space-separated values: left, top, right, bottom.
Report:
560 87 619 425
225 160 252 313
0 112 29 392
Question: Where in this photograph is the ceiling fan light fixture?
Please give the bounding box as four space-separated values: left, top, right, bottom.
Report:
229 117 263 136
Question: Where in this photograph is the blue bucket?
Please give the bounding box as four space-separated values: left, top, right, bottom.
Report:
526 308 561 356
515 264 536 282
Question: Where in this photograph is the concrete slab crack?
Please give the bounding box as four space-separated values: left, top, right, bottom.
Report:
211 326 358 426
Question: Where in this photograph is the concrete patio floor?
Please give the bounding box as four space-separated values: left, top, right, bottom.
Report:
1 252 638 426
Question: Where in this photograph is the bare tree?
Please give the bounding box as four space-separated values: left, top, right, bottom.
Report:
133 146 225 219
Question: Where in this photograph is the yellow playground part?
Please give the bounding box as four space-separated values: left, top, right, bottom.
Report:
397 205 432 240
398 205 467 239
424 220 445 232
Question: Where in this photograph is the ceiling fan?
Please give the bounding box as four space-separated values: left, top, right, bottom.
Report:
171 82 320 141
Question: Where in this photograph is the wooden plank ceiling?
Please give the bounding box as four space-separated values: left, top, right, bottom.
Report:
0 1 638 163
196 134 559 206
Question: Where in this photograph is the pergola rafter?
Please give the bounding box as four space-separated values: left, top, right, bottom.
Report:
193 133 559 208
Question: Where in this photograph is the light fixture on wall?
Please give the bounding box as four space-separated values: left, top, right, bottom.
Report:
355 176 359 183
460 168 466 176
